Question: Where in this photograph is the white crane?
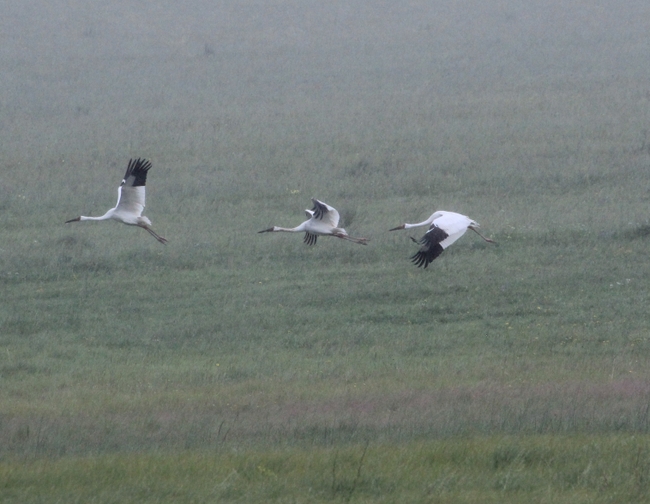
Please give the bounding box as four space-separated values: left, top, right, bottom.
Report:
65 158 167 244
259 198 368 245
389 210 494 268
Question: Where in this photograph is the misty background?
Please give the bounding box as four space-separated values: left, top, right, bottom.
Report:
3 0 650 186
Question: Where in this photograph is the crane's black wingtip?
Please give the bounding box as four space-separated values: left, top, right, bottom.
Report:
410 242 444 269
124 158 151 186
128 158 152 171
303 232 318 246
410 252 430 269
310 199 328 220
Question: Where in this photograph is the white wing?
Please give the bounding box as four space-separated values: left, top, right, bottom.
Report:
311 198 340 228
116 185 146 217
114 185 122 208
114 158 150 218
432 212 473 249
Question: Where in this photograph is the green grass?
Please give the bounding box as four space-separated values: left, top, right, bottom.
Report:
3 0 650 501
4 436 650 503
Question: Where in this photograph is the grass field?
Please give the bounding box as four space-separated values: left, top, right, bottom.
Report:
4 436 650 503
3 0 650 501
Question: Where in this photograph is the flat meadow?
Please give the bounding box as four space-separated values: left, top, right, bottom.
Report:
3 0 650 501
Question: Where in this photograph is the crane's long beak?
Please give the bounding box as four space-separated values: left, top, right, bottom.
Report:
388 224 405 231
65 217 81 223
258 227 274 233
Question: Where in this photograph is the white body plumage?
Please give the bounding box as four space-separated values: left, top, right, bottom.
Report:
390 210 494 268
65 158 167 244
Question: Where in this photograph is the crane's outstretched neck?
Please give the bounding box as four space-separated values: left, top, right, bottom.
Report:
389 219 432 231
65 215 109 223
405 218 436 229
65 209 115 223
258 224 306 233
390 213 440 232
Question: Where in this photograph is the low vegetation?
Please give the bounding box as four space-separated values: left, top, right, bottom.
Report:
2 0 650 501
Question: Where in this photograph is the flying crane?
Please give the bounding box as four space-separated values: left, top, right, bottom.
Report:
65 158 167 244
390 210 494 268
259 198 367 245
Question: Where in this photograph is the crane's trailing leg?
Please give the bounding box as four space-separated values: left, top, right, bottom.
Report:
141 224 168 244
334 232 368 245
468 225 495 243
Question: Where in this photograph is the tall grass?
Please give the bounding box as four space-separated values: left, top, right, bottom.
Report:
4 436 650 503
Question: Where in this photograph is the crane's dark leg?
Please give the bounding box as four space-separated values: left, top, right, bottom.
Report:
334 233 368 245
141 225 168 244
469 226 495 243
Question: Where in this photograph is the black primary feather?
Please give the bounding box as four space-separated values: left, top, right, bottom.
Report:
123 158 151 187
304 232 318 246
410 226 448 268
311 199 328 220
